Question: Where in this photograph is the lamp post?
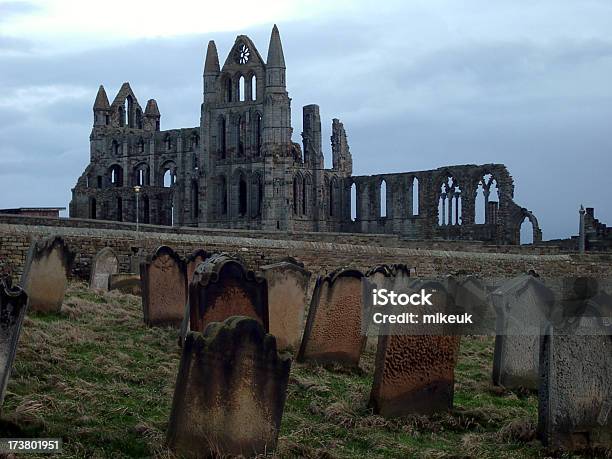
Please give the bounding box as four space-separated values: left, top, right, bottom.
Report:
134 185 141 234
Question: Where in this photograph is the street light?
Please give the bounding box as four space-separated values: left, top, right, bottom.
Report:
134 185 142 233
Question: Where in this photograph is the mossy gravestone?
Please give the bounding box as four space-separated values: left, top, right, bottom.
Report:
260 259 311 350
0 278 28 408
20 236 75 313
297 268 365 367
167 316 291 458
538 279 612 451
141 246 187 327
89 247 119 290
188 254 268 334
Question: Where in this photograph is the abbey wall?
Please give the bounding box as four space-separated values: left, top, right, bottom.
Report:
69 25 541 245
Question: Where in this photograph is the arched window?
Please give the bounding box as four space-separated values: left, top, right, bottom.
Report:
225 77 232 102
112 140 120 156
218 116 226 158
520 217 534 244
163 170 173 187
236 116 245 157
165 135 172 151
438 175 462 226
253 113 262 156
109 165 123 187
90 198 97 219
350 182 357 221
476 174 499 224
380 179 387 217
239 176 247 216
412 177 419 216
219 176 227 215
302 175 309 216
251 74 257 100
239 75 245 101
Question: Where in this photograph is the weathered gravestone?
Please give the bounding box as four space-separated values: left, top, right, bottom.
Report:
185 249 209 285
109 273 141 296
140 246 186 327
297 268 365 367
369 280 461 416
89 247 119 290
20 236 75 313
260 259 311 350
538 279 612 451
189 253 268 333
167 316 291 458
492 274 555 390
0 277 28 408
447 275 496 335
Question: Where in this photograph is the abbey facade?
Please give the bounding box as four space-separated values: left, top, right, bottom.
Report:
70 25 541 245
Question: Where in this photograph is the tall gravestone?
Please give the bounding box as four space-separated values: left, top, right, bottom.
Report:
0 278 28 408
260 259 311 350
297 268 365 367
20 236 75 313
189 254 268 333
538 279 612 450
369 279 461 416
492 274 555 390
140 246 187 327
448 275 496 335
167 316 291 458
89 247 119 290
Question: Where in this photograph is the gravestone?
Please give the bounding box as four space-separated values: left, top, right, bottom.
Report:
369 280 461 416
109 273 141 296
538 279 612 450
167 316 291 458
0 277 28 408
20 236 75 313
89 247 119 290
140 246 186 327
297 268 365 367
447 275 496 335
260 259 311 350
185 249 209 285
189 253 268 333
492 274 555 389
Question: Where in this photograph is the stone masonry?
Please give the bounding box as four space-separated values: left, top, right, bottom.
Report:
69 25 539 245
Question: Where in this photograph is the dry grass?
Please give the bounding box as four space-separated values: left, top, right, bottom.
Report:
0 283 605 458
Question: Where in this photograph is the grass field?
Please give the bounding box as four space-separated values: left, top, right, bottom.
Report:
0 282 604 458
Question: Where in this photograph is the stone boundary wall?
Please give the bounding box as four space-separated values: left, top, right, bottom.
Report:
1 220 611 282
0 214 572 254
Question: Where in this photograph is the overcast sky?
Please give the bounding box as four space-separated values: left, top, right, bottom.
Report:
1 0 611 240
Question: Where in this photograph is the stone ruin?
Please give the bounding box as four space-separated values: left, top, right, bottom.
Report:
538 278 612 451
188 253 268 334
140 245 187 327
297 267 365 367
492 273 555 389
0 277 28 408
369 279 461 416
260 258 311 350
89 247 119 290
20 235 75 313
167 316 291 458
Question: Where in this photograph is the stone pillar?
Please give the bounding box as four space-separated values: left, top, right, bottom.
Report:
578 205 586 254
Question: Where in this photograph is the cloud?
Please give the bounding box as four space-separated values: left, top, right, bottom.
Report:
0 3 611 240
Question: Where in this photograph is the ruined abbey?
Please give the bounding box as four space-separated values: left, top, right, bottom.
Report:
69 25 541 245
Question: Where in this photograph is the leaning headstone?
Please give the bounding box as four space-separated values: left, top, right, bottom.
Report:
538 279 612 450
89 247 119 290
188 253 268 334
297 268 365 367
167 316 291 458
140 246 186 327
20 236 75 313
369 280 461 416
0 277 28 407
492 274 555 390
260 259 311 350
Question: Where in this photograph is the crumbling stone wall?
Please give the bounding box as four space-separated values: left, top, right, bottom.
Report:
69 26 538 245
